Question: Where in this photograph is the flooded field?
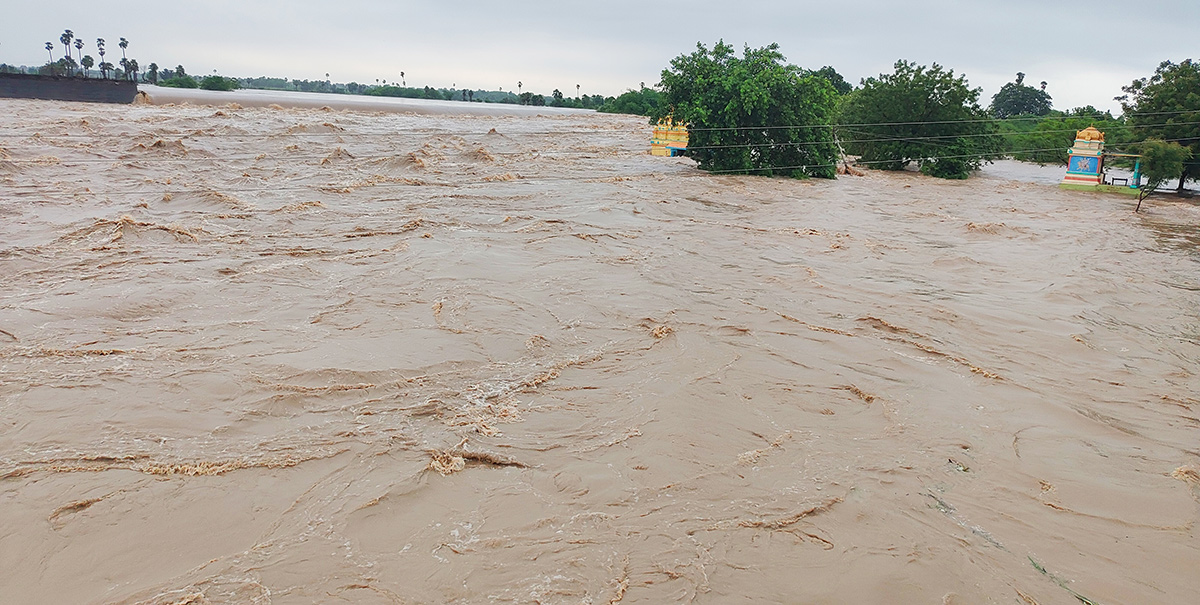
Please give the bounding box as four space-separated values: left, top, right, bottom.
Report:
1 97 1198 604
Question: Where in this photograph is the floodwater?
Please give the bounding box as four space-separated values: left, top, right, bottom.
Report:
1 97 1198 605
140 85 592 117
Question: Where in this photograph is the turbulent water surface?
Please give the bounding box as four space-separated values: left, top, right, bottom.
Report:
1 97 1198 604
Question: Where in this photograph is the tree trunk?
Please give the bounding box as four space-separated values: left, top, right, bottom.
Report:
1178 167 1190 194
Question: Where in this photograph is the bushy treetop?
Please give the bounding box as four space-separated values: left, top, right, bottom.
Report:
990 72 1052 118
838 60 1002 179
1119 59 1200 190
652 40 840 179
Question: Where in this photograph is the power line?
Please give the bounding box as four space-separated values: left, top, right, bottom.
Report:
686 108 1200 131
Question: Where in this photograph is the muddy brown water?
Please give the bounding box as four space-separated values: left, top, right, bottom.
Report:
1 98 1197 604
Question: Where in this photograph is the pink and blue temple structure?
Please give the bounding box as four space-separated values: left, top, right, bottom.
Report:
1060 126 1141 195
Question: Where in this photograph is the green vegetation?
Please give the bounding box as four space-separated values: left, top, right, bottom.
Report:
597 87 662 116
814 66 852 95
997 106 1126 165
160 75 198 88
1135 140 1192 209
990 72 1052 118
653 41 840 179
1119 59 1200 192
839 60 1002 179
199 75 239 91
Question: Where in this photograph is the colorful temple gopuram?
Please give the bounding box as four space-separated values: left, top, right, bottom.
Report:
1060 126 1141 195
651 118 688 157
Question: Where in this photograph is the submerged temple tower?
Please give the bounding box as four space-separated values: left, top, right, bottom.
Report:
651 118 689 157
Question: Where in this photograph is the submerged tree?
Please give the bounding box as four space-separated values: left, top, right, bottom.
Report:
1135 139 1192 211
839 60 1002 179
653 41 840 178
990 72 1052 118
1120 59 1200 192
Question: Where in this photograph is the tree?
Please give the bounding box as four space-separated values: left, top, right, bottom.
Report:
1135 140 1192 211
45 42 54 64
60 30 74 61
147 62 158 84
990 72 1052 118
118 37 128 59
200 75 239 91
838 60 1002 179
653 41 840 179
97 39 106 78
1119 59 1200 192
814 66 852 95
81 55 94 77
1001 106 1125 165
161 74 199 88
126 58 138 81
599 88 663 116
74 38 84 71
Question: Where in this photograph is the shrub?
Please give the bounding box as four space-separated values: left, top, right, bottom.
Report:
160 75 199 89
199 75 239 91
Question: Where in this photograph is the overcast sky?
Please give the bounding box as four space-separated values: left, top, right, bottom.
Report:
4 1 1197 112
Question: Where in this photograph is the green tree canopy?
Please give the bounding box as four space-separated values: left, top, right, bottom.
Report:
814 66 852 95
1000 106 1127 165
598 87 662 116
1119 59 1200 192
199 75 239 91
652 40 840 179
838 60 1002 179
990 72 1052 118
1135 140 1192 209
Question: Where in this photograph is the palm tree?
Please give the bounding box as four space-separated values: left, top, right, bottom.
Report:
96 38 106 78
119 57 128 80
45 42 54 64
400 71 405 85
60 30 74 60
126 59 138 81
118 37 128 59
517 81 522 95
74 38 84 70
576 84 580 97
1040 81 1048 91
81 55 94 77
147 62 158 84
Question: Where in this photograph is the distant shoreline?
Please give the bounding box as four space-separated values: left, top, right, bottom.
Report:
141 85 595 117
